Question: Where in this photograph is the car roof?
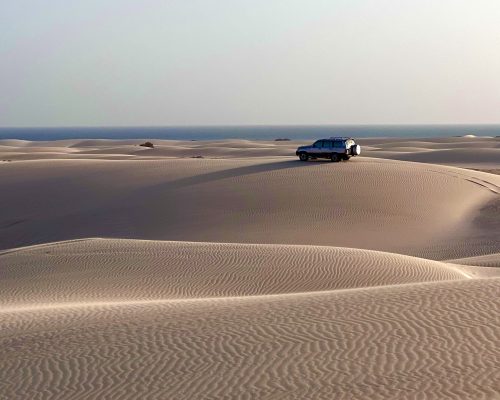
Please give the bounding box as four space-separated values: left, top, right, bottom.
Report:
316 137 353 141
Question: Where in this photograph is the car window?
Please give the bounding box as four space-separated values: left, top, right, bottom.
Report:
323 140 332 148
313 141 322 148
333 141 344 148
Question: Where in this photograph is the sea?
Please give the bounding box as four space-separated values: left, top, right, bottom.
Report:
0 125 499 141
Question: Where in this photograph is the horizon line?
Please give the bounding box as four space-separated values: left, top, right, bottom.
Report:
1 123 500 130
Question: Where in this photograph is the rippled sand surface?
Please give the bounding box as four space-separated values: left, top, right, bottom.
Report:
1 137 499 399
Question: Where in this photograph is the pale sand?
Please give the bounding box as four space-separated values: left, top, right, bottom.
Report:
0 152 499 258
448 253 500 272
357 136 500 169
1 136 499 167
2 276 499 399
0 137 499 399
0 239 478 308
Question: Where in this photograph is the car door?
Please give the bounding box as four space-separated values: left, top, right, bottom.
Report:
322 140 333 156
333 140 344 153
311 140 323 156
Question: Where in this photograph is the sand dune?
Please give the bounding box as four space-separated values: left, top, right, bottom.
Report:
442 253 500 278
0 138 299 160
2 135 499 167
1 137 499 399
0 155 498 259
0 239 473 308
358 137 500 168
448 253 500 268
370 148 500 167
1 275 499 399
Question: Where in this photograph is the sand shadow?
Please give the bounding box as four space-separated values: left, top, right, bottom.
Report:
161 159 317 190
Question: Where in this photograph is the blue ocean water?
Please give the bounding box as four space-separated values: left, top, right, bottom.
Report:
0 125 498 141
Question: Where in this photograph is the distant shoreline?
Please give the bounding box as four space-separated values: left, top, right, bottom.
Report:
1 124 499 141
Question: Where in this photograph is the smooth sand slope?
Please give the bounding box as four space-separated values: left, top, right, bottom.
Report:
358 136 500 169
449 253 500 268
0 153 499 259
1 137 499 399
446 253 500 278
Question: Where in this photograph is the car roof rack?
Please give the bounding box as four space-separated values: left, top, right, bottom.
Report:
328 137 352 140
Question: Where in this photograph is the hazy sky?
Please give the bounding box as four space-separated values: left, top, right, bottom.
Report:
1 0 499 127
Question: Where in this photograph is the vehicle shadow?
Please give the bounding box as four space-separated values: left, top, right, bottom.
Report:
166 159 317 189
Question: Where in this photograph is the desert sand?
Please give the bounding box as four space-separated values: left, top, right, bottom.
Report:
1 136 499 399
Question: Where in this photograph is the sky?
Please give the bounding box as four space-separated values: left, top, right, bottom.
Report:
1 0 499 127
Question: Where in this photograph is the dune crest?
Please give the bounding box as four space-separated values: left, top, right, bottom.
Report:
0 239 474 309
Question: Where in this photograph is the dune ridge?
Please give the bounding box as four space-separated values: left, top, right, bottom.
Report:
0 239 473 308
2 136 499 167
447 253 500 268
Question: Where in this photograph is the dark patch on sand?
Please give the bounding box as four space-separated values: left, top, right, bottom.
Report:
474 197 500 234
472 169 500 176
1 219 26 229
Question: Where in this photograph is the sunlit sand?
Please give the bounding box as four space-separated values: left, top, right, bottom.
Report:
1 137 499 399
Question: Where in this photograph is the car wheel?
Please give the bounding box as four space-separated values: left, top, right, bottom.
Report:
299 152 309 161
342 154 350 161
330 153 340 162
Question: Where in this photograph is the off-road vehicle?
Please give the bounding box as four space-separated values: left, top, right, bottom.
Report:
296 137 361 162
